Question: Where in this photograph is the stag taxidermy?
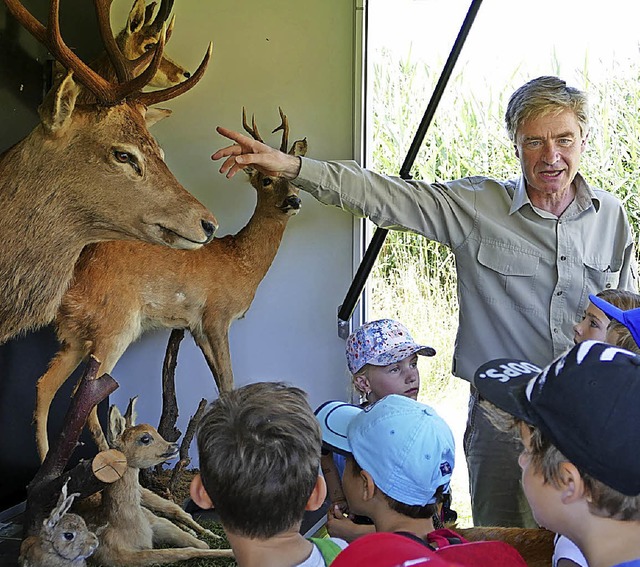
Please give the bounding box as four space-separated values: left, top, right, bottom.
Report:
81 399 232 566
35 108 306 459
0 0 218 345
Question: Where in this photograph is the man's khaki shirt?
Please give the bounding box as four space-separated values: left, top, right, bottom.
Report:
294 158 637 382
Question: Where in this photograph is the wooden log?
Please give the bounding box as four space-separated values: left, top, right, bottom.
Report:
24 356 119 536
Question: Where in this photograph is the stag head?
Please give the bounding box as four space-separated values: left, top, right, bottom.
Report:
0 0 217 342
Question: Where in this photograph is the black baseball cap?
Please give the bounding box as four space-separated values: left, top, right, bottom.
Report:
474 341 640 496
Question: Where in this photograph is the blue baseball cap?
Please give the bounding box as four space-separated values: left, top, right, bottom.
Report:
315 395 455 506
474 341 640 496
589 293 640 347
346 319 436 375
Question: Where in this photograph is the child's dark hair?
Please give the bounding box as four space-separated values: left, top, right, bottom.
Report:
196 382 322 538
347 455 445 519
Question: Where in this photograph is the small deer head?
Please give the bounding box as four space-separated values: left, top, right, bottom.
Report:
118 0 191 88
107 397 179 469
41 481 99 563
242 107 306 216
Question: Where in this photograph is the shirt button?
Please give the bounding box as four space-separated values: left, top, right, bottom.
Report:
606 283 612 288
560 255 567 261
556 291 563 296
553 328 559 334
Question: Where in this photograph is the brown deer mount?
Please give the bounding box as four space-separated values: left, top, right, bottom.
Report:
35 107 307 460
0 0 218 345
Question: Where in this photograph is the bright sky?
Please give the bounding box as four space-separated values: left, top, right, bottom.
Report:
369 0 640 85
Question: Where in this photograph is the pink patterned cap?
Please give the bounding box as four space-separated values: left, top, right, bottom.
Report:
346 319 436 374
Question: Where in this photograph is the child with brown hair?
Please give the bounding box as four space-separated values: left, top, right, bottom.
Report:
190 382 348 567
474 341 640 567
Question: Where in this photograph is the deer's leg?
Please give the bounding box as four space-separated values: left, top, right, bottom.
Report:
100 546 233 567
192 324 234 393
86 328 141 451
143 507 208 549
140 487 218 539
35 341 88 462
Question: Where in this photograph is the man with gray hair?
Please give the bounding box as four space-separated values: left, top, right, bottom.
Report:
211 76 637 527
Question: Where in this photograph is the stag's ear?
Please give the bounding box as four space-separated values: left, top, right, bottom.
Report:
145 107 172 128
38 72 80 133
107 405 126 448
289 138 308 157
127 0 147 34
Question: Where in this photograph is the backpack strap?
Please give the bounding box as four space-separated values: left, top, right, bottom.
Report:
309 537 343 565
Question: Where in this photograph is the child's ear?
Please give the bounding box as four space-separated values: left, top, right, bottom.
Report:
353 373 371 396
558 462 586 504
361 470 376 502
305 475 328 511
190 473 214 510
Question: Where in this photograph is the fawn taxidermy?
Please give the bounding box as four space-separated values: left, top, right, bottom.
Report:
79 398 233 566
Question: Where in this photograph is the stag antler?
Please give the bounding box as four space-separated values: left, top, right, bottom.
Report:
242 106 264 142
3 0 210 107
272 106 290 152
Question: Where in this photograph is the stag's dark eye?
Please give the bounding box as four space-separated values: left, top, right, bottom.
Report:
63 532 75 541
144 42 156 52
113 150 142 175
139 433 152 445
262 177 273 187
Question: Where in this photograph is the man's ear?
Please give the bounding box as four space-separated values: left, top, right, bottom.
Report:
305 475 328 511
580 131 590 152
190 473 214 510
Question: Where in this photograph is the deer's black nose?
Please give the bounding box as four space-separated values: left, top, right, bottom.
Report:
202 219 217 239
183 71 191 79
286 195 302 209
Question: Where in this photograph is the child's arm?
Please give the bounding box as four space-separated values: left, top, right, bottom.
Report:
320 452 348 512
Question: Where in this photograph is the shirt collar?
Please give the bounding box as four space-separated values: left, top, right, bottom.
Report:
509 172 601 216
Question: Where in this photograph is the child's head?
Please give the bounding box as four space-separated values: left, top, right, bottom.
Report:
191 382 325 539
474 341 640 532
346 319 435 403
589 292 640 354
573 289 640 344
315 395 454 522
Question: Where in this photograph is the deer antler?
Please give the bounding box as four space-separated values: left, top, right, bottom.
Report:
3 0 209 107
149 0 175 33
136 43 212 107
242 107 264 142
272 107 289 153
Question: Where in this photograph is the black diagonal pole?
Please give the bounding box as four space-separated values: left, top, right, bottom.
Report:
337 0 483 337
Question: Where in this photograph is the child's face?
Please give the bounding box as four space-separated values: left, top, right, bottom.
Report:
517 424 559 532
358 354 420 403
573 301 610 344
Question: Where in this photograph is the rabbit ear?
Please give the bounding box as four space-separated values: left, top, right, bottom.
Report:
45 480 79 529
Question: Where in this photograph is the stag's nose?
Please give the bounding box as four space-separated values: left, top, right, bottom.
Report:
183 71 191 79
202 219 217 240
286 195 302 210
